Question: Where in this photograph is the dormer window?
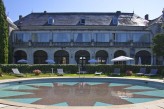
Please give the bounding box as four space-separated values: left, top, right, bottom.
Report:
79 18 85 25
112 16 118 26
48 17 54 25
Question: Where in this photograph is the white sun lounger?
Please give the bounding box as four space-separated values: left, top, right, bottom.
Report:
57 68 64 76
95 71 102 75
12 68 25 77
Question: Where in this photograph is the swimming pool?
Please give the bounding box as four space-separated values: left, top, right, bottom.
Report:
0 78 163 106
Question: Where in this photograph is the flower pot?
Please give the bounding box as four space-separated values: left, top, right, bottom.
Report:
126 70 133 76
33 70 41 76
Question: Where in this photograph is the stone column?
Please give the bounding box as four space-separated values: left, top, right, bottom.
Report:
69 50 76 64
27 48 33 64
108 49 114 64
47 49 54 60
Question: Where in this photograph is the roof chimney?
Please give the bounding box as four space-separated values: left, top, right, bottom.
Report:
19 15 22 20
145 14 149 20
44 11 47 14
116 11 121 15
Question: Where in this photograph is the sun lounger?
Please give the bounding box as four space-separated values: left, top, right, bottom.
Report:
57 68 64 76
111 68 120 75
95 71 102 75
144 69 158 76
136 68 146 76
12 68 25 77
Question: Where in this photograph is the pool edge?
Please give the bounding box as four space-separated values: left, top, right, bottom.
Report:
0 77 163 109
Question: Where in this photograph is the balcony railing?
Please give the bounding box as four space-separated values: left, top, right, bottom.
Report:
32 42 49 47
12 42 29 47
133 42 153 47
52 42 71 47
12 41 152 48
114 42 131 47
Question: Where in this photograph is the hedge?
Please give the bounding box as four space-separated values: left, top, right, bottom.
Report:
0 64 163 76
0 64 78 74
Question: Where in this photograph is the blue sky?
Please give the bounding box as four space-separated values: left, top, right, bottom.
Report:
3 0 164 22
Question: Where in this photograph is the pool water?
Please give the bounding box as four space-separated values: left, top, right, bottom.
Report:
0 81 163 106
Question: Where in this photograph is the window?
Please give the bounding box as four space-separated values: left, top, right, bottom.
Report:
32 33 50 42
14 33 30 43
74 33 91 42
93 33 110 42
48 17 54 25
132 33 150 42
112 16 118 26
53 33 70 42
32 33 38 42
115 33 132 42
79 18 85 25
81 19 85 24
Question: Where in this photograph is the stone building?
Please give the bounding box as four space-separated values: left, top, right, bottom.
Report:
146 9 164 65
11 11 164 65
7 17 18 35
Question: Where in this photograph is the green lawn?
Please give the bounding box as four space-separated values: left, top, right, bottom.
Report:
0 73 106 79
0 73 163 80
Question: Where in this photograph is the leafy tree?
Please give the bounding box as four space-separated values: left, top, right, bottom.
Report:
152 33 164 61
0 0 9 64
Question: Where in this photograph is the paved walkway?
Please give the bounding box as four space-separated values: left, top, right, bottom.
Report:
0 77 163 109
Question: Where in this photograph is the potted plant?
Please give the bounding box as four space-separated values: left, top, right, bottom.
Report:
126 70 133 76
33 69 41 76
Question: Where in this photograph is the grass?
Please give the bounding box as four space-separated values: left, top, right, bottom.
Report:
123 75 163 79
0 73 106 80
0 72 163 80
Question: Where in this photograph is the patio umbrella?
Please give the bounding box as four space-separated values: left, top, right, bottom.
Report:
111 56 134 71
88 59 97 63
17 59 28 64
111 56 134 62
45 59 55 64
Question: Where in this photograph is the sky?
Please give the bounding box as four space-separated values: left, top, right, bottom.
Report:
3 0 164 22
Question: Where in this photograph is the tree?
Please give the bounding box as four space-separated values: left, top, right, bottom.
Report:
152 33 164 56
0 0 9 64
152 33 164 65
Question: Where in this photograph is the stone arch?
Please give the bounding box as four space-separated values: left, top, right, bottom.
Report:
114 50 126 57
54 50 69 64
135 50 151 65
95 50 108 64
75 50 90 64
113 50 126 64
33 50 47 64
14 50 27 63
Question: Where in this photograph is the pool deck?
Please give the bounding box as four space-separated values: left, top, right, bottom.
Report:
0 77 163 109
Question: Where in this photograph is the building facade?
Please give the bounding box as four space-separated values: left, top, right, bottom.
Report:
11 11 164 65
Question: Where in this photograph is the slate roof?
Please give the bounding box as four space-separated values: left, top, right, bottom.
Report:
148 15 164 26
14 11 148 27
